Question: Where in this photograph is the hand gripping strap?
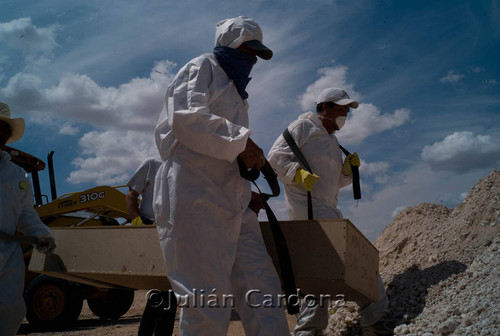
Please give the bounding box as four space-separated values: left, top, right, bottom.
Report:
338 145 361 200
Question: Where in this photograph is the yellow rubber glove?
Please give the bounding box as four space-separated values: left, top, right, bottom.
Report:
343 152 361 175
294 168 320 191
131 216 144 226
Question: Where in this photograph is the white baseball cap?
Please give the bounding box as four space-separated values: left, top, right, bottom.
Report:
316 88 359 108
0 102 25 144
215 16 273 60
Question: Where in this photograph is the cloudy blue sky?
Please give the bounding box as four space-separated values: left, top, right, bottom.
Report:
1 0 499 240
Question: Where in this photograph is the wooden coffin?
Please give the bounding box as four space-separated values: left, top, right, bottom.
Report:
29 219 379 304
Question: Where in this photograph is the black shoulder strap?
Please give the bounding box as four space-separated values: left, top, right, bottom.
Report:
282 128 314 220
0 230 39 245
238 155 300 315
262 201 300 315
283 129 312 173
338 145 362 200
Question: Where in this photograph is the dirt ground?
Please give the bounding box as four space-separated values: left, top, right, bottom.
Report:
17 290 297 335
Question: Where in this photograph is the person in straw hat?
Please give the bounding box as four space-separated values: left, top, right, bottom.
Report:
0 102 56 336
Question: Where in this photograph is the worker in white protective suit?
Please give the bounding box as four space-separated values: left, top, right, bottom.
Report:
267 88 387 335
126 156 177 336
0 102 56 336
153 17 289 335
127 157 162 226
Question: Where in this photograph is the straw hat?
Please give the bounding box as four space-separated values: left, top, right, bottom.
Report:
0 102 25 143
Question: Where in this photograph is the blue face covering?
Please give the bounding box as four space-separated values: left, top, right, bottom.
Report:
213 46 257 100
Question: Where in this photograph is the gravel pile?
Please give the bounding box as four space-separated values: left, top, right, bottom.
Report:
394 236 499 336
325 170 499 336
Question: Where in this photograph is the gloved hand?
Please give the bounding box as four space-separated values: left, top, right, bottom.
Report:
35 235 56 255
343 152 361 175
239 138 266 171
294 168 320 191
248 191 265 214
131 216 144 226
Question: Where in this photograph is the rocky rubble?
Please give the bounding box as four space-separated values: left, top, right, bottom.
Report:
393 236 499 335
325 170 500 336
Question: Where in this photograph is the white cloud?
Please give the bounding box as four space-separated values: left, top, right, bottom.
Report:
2 60 176 131
440 70 464 83
293 65 411 146
0 18 59 69
57 61 176 185
0 59 176 186
291 65 411 150
298 65 359 111
1 72 43 104
59 124 79 135
391 205 407 218
248 61 304 124
360 160 391 184
336 105 411 145
360 160 390 176
67 129 158 185
377 44 387 51
421 131 500 174
340 163 491 241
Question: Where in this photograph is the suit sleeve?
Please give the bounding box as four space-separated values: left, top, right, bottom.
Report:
162 58 250 162
17 173 52 239
267 123 305 185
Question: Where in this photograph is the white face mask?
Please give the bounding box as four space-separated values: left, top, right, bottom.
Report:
335 116 346 130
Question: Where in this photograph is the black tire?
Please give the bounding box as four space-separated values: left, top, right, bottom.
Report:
87 288 135 319
24 275 83 330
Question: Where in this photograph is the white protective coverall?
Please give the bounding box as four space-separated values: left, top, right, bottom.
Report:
268 111 351 335
0 150 53 336
268 111 352 221
267 112 387 335
127 157 162 222
153 19 289 336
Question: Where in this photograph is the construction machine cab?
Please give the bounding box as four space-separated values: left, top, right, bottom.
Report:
3 145 47 205
3 145 129 226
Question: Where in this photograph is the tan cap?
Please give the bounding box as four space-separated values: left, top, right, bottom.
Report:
0 102 25 143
